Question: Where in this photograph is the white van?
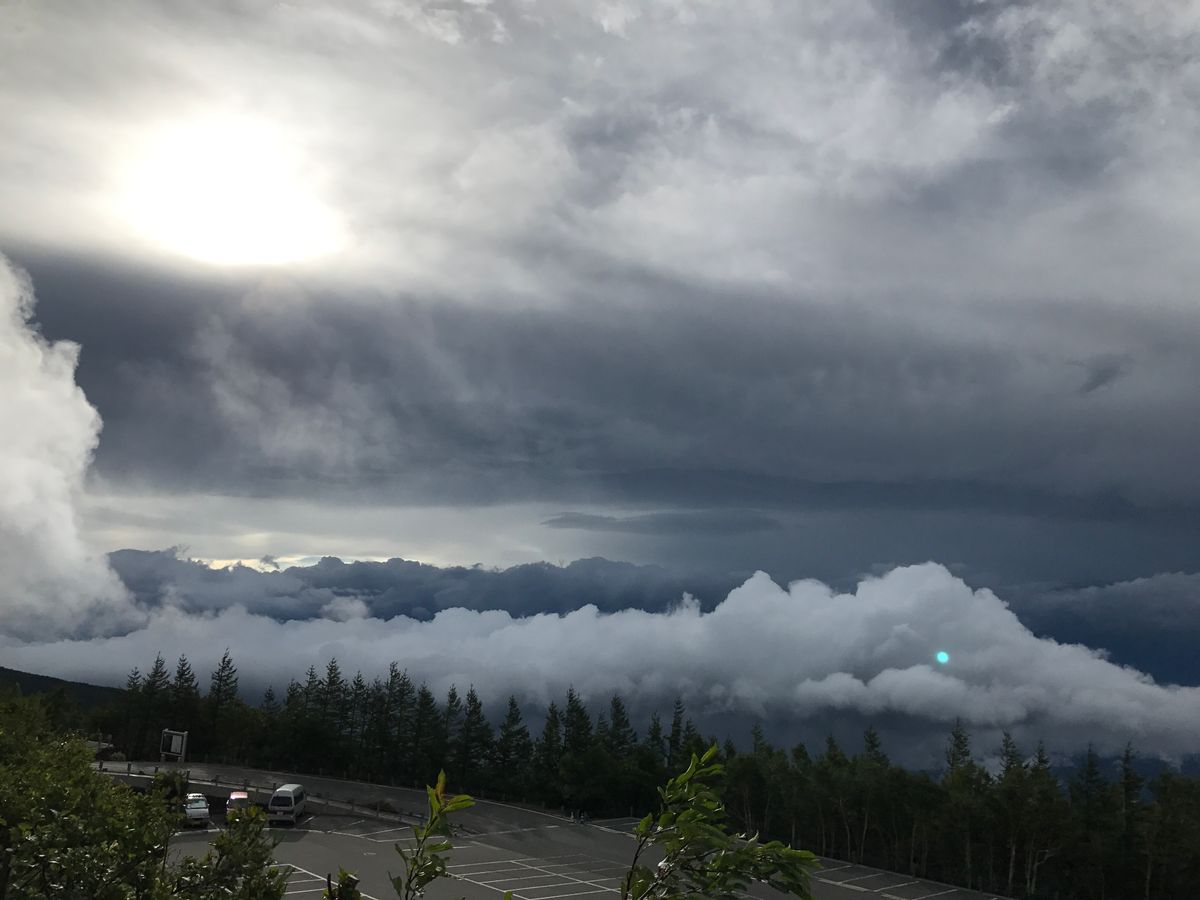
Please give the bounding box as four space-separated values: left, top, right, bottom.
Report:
266 783 307 825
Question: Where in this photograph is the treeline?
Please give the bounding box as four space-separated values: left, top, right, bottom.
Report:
97 651 1200 900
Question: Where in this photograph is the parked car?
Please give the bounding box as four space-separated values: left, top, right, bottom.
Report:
182 793 211 828
266 783 306 825
226 790 251 816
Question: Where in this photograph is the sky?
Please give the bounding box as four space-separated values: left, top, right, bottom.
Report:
2 0 1199 763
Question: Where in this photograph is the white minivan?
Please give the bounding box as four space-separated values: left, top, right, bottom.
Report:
266 783 307 825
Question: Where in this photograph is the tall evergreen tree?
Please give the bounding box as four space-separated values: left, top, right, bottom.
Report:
493 696 534 799
206 649 240 759
1023 741 1066 897
443 684 463 762
453 686 493 791
994 731 1029 897
1118 740 1146 899
606 694 636 760
140 654 171 757
534 702 564 806
122 666 143 757
170 654 200 734
643 712 666 764
411 683 441 786
386 665 416 776
562 688 592 757
260 686 280 717
942 721 989 889
319 658 348 754
667 696 685 770
1069 744 1118 900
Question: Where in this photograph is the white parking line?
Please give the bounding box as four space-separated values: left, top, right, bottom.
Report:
878 881 920 893
841 872 892 884
282 863 384 900
448 865 533 877
505 860 619 894
479 873 572 886
518 890 610 900
357 830 410 844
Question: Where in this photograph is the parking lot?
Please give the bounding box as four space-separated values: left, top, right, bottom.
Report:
147 762 1009 900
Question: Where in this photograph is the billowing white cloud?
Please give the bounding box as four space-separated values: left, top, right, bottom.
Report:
5 561 1197 761
0 257 137 638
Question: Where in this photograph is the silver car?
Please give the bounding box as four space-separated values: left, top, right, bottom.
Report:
182 793 211 828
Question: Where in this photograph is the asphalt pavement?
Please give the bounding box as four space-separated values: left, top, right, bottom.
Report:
141 762 1009 900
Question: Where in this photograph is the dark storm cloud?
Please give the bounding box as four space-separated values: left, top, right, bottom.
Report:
108 548 743 620
1009 573 1200 687
24 258 1200 521
542 510 783 536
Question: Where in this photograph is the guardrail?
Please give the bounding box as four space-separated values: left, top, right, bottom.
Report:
92 761 423 823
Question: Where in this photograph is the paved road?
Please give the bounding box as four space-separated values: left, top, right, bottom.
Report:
140 762 1008 900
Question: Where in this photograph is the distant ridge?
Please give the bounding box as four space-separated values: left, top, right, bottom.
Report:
0 665 122 710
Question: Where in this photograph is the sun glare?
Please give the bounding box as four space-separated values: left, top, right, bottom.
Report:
119 117 344 266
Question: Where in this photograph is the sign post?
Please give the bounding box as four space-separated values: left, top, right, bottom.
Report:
160 729 188 763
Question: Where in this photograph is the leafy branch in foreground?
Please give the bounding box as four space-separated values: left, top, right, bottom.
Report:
389 771 510 900
620 745 818 900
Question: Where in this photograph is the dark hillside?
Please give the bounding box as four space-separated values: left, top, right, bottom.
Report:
0 665 122 710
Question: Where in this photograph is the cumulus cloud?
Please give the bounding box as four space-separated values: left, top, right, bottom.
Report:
0 257 136 638
5 562 1198 762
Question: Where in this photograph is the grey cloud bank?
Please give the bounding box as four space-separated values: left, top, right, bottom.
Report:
6 561 1200 765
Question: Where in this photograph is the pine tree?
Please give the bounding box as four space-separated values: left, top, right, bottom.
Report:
563 688 592 757
1070 744 1118 900
493 696 534 799
411 683 441 786
945 719 972 772
141 654 171 756
667 696 685 770
1023 741 1065 897
1118 740 1146 899
995 731 1029 896
680 717 704 760
260 686 280 717
209 649 240 705
817 735 853 859
319 658 348 752
644 712 665 764
534 702 564 806
386 665 416 777
595 694 629 759
443 685 463 763
854 727 889 864
170 655 200 734
207 649 239 760
942 721 989 889
453 686 493 792
122 666 143 758
349 672 369 772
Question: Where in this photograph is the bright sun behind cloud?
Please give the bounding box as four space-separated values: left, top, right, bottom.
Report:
118 116 345 266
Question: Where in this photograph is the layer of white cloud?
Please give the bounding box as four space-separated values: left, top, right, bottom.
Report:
0 257 137 638
5 561 1197 761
